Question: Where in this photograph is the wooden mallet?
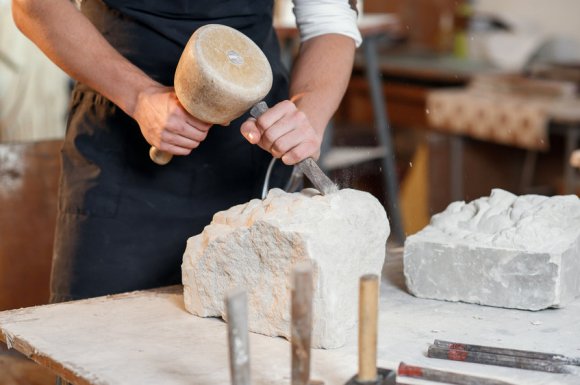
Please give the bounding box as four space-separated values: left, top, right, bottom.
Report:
150 24 273 165
346 274 395 385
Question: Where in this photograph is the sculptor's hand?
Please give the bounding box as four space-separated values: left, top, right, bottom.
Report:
133 85 212 155
240 100 321 165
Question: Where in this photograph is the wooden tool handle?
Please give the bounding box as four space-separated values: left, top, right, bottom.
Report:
149 146 173 165
291 261 314 385
225 288 251 385
358 274 379 382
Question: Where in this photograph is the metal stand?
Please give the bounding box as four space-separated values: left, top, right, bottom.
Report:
563 123 580 194
275 16 406 243
362 35 405 244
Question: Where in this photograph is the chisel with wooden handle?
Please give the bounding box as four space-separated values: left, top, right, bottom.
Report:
428 341 573 374
345 274 395 385
291 262 325 385
225 288 251 385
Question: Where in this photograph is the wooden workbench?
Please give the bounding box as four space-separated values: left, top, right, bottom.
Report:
1 251 579 385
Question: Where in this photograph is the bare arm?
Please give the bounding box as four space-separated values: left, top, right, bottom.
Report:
241 33 355 164
290 33 356 156
12 0 210 155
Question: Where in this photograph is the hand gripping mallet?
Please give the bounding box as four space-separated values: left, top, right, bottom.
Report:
345 274 396 385
150 24 273 165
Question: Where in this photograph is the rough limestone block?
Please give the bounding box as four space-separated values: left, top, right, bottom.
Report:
404 189 580 310
182 188 389 348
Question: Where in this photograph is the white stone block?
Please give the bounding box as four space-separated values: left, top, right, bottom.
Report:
182 188 389 348
404 189 580 310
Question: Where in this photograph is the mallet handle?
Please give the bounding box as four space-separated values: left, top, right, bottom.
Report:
149 146 173 166
225 288 251 385
358 274 379 382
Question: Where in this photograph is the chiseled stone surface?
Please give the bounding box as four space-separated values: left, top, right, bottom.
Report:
404 189 580 310
182 188 389 348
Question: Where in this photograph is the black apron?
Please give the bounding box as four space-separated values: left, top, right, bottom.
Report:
50 0 290 302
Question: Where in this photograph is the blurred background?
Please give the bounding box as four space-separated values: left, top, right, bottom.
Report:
1 0 580 382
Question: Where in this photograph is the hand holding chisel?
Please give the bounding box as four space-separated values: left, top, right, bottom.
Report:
249 102 338 195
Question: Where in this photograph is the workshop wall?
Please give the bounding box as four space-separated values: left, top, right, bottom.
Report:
476 0 580 46
0 0 69 142
0 141 60 310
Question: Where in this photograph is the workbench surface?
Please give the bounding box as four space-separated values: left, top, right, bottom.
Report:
1 251 579 385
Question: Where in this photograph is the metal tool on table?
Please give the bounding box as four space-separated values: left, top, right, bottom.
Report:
343 277 517 385
396 362 515 385
428 339 576 374
225 288 251 385
250 102 339 196
345 274 396 385
150 24 273 165
291 262 323 385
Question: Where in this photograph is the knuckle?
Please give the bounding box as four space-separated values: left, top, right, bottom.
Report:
255 116 268 130
173 124 185 135
293 147 306 161
284 151 298 165
263 130 276 143
270 141 283 156
272 138 289 155
271 143 282 156
281 99 296 111
307 141 320 156
310 136 322 148
294 110 307 123
158 142 171 152
296 143 315 161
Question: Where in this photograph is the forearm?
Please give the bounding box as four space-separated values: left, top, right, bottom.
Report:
290 33 356 139
12 0 158 117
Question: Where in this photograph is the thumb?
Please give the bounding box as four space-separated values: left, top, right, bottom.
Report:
240 119 261 145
